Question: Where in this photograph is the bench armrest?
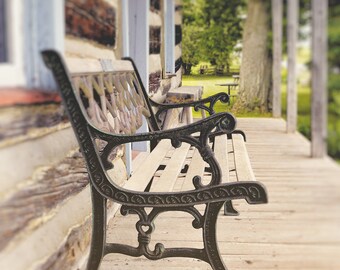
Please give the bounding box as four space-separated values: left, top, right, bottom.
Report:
149 92 230 123
93 112 234 147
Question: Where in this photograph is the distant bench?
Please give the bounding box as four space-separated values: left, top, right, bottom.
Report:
42 50 267 270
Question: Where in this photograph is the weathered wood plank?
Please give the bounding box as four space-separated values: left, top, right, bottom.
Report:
124 140 172 192
182 148 205 190
40 217 91 270
0 104 67 145
150 143 190 192
131 152 149 173
0 151 88 252
214 134 229 182
66 0 117 47
232 134 256 181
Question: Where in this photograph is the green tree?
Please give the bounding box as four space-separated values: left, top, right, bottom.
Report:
182 24 203 75
182 0 203 74
200 0 245 67
329 0 340 70
181 0 245 74
328 0 340 159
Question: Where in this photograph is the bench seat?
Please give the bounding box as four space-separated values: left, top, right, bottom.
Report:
128 134 255 192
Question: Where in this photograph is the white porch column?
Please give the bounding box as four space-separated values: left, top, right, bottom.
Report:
286 0 299 133
272 0 283 118
127 0 150 152
311 0 328 158
163 0 175 74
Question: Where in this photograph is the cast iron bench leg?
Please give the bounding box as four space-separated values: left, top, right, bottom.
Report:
86 186 107 270
203 201 227 270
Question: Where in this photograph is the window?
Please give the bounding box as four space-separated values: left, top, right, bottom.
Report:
0 0 7 63
0 0 25 87
0 0 64 88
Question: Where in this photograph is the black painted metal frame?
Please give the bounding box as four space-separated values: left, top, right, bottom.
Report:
42 50 267 270
124 56 232 128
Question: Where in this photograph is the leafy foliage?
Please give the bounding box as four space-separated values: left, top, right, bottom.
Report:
200 0 245 66
328 1 340 161
329 0 340 69
182 24 203 74
182 0 204 74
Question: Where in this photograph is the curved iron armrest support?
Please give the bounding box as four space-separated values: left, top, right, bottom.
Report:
149 92 230 124
97 112 234 171
208 128 247 142
88 112 267 208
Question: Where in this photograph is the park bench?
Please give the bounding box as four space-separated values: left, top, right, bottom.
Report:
42 50 268 270
215 65 225 75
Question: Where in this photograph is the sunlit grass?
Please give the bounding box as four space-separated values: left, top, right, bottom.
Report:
281 84 312 138
182 74 271 118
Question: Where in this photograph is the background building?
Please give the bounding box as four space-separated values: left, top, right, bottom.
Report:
0 1 182 269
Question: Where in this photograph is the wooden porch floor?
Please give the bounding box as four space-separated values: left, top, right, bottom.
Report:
101 118 340 270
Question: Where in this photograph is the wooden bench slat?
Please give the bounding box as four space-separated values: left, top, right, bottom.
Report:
182 148 206 190
232 134 256 181
150 143 191 192
123 140 172 192
214 134 229 182
132 152 149 173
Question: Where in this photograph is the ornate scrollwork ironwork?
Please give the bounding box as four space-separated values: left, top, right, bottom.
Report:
109 205 205 260
151 92 230 124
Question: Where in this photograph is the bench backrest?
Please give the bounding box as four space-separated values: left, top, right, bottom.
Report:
41 50 166 196
49 52 161 136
